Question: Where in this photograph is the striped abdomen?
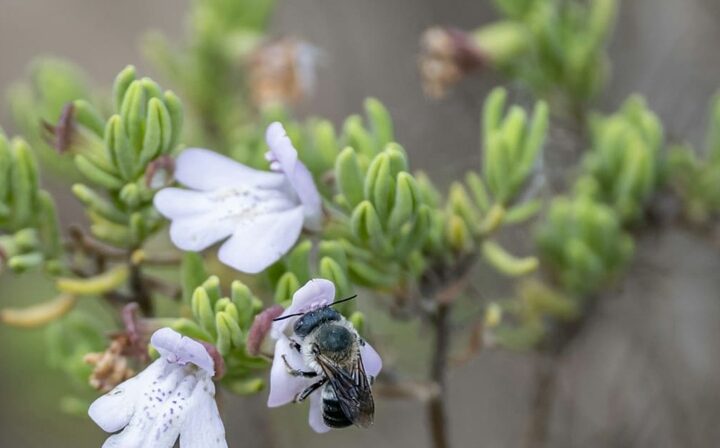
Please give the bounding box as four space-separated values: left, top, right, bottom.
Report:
321 386 352 428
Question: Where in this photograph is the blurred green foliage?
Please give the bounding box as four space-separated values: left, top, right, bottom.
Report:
491 0 617 112
0 130 61 274
668 93 720 224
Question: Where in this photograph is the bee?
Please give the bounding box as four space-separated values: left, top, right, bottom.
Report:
273 295 375 429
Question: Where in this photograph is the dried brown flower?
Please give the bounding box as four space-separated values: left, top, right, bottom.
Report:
249 38 319 108
84 335 136 393
418 27 486 99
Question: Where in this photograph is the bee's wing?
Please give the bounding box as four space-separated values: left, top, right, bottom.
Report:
316 352 375 428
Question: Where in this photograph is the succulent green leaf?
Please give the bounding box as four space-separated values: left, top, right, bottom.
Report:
181 252 207 304
192 287 217 338
335 147 365 208
482 240 538 276
274 272 300 305
364 98 394 149
113 65 137 112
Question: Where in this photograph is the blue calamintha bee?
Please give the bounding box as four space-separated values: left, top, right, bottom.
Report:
273 295 375 429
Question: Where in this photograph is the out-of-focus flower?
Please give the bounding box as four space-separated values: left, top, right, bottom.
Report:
419 27 486 99
84 335 136 393
154 122 322 274
89 328 227 448
249 37 321 108
419 23 529 98
267 279 383 433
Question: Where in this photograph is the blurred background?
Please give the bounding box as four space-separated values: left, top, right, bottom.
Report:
1 0 720 447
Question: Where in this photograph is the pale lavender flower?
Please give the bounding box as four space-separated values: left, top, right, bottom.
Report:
153 122 322 274
88 328 227 448
267 279 383 433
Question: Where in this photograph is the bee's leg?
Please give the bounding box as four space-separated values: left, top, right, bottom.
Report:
295 378 327 402
281 355 317 378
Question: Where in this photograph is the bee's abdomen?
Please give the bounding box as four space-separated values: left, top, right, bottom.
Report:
322 388 352 428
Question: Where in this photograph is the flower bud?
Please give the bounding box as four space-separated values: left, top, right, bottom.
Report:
246 305 283 357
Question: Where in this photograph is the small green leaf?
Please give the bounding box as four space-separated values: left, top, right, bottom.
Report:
482 240 538 276
192 287 216 338
112 65 136 112
365 98 394 149
335 147 365 208
181 253 207 304
274 272 300 305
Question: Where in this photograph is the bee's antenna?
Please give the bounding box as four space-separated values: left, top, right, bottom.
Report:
272 295 358 322
330 294 358 306
272 312 305 322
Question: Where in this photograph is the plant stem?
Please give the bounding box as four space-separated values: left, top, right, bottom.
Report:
522 355 558 448
427 302 451 448
129 263 153 315
522 293 599 447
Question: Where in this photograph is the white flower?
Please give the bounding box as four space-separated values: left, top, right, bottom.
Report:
153 122 322 274
88 328 227 448
267 279 383 433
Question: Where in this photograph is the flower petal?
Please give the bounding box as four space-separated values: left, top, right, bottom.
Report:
308 392 331 433
360 341 383 378
160 183 299 254
97 362 188 448
217 205 304 274
154 188 214 219
268 337 314 407
88 358 166 433
168 213 235 252
284 278 336 316
179 375 228 448
272 278 336 336
151 328 215 375
175 148 284 191
144 373 200 448
265 123 322 229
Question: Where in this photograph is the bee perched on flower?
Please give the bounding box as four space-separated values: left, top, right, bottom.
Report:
153 122 322 273
88 328 227 448
267 279 382 433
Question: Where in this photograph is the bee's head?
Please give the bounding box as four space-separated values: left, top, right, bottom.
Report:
315 324 354 356
293 306 341 337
